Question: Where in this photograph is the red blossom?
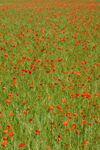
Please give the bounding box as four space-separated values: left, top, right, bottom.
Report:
36 130 40 134
29 118 33 121
1 141 7 146
58 135 62 138
19 143 25 147
46 146 51 149
63 122 68 125
65 143 69 146
82 120 86 124
73 113 78 116
12 81 17 84
9 131 14 137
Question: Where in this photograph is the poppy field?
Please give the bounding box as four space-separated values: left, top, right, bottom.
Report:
0 0 100 149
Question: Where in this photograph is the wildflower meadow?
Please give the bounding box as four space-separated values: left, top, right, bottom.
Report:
0 0 100 149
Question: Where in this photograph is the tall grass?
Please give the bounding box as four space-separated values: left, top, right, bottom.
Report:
0 0 100 149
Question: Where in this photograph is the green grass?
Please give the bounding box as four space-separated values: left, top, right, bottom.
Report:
0 0 100 150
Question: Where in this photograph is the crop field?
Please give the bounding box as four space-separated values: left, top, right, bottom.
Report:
0 0 100 149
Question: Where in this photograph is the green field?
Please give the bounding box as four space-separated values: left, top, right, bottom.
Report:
0 0 100 149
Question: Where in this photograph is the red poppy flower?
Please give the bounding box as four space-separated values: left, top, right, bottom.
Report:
50 122 54 125
65 128 69 131
70 94 74 98
3 137 8 140
68 116 73 120
36 130 40 134
46 146 51 149
29 118 33 121
65 143 69 146
88 123 91 125
76 131 80 134
93 115 97 118
3 130 8 133
95 120 99 123
30 86 33 88
6 100 10 103
54 83 58 85
58 78 61 81
58 135 62 138
63 122 68 125
73 113 78 116
63 71 66 74
1 141 7 146
76 93 80 97
82 120 86 124
49 106 54 110
19 143 25 147
7 125 11 130
9 131 14 137
83 115 86 117
2 87 6 89
10 113 14 116
82 144 85 147
62 99 66 102
38 95 41 99
23 102 26 105
12 81 17 84
66 104 69 107
22 111 27 113
22 56 26 59
53 112 57 114
72 124 76 127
